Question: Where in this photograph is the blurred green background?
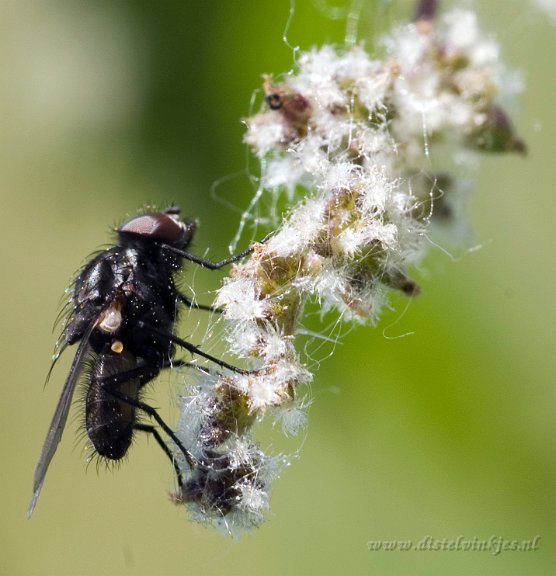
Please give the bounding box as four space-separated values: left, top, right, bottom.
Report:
1 1 555 574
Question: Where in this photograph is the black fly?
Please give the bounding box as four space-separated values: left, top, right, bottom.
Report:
28 207 254 517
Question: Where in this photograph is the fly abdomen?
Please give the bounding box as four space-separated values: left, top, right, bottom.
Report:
86 345 140 460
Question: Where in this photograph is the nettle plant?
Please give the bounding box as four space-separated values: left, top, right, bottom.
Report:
172 2 525 532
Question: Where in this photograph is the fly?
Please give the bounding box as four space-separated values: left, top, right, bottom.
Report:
28 206 255 517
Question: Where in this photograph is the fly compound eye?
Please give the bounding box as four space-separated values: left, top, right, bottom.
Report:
119 212 182 242
119 212 191 244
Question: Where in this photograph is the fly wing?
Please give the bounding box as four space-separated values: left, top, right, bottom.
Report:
28 321 95 518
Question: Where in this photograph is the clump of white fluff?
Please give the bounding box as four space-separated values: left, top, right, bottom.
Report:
173 5 524 531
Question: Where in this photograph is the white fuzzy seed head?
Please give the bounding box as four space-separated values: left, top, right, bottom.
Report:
175 5 524 531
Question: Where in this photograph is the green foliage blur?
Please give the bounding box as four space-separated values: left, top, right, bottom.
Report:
2 1 554 574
